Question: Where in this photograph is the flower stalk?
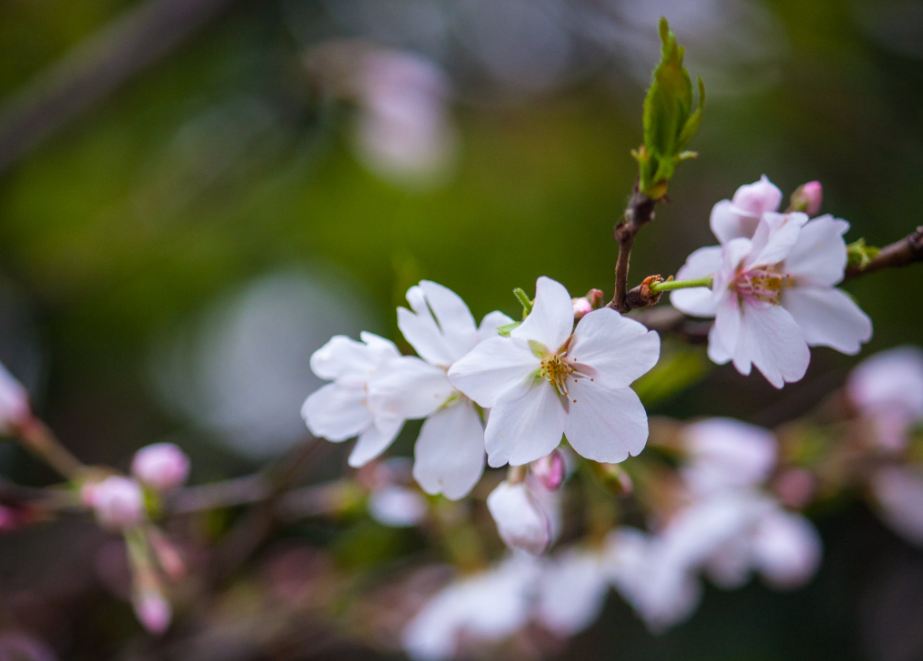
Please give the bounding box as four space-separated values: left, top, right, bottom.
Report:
648 275 713 293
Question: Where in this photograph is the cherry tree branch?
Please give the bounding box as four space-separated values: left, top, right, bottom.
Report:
608 185 659 312
844 226 923 279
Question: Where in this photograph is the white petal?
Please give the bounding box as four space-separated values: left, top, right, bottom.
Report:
348 416 403 467
871 467 923 547
670 246 723 317
398 306 455 367
710 199 761 244
484 385 566 467
413 402 485 500
369 356 454 419
537 549 608 635
510 276 573 352
478 310 515 341
848 346 923 420
706 322 732 365
733 302 809 389
745 212 808 270
682 418 778 495
447 336 538 408
731 176 783 216
301 383 372 441
487 481 551 555
368 486 428 527
567 308 661 389
310 334 398 381
782 286 871 354
563 381 648 463
420 281 478 352
784 215 849 287
704 538 753 589
751 509 821 589
714 292 743 366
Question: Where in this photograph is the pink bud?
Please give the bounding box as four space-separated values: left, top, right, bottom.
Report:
790 181 823 217
134 590 171 635
0 362 31 435
486 481 551 555
148 530 187 581
531 450 565 491
131 443 190 493
85 477 144 529
572 298 593 319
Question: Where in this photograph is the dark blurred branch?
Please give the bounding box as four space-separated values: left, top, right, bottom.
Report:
0 0 243 175
608 185 659 312
844 226 923 279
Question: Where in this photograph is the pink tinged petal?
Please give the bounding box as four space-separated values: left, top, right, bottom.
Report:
413 402 485 500
486 481 551 555
731 175 783 216
563 380 648 463
348 416 403 467
682 418 778 494
510 276 574 352
368 356 454 419
714 292 743 362
301 383 373 441
710 199 761 244
447 336 538 408
706 323 732 365
670 246 724 317
871 467 923 547
733 302 809 389
310 334 399 381
704 538 753 589
745 212 808 270
537 550 608 635
782 286 872 354
848 346 923 420
567 308 661 389
484 384 566 467
751 509 821 589
783 215 849 287
477 310 515 341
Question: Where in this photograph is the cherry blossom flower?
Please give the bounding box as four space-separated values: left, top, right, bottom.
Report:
131 443 190 493
84 477 145 530
536 547 610 636
301 332 404 468
402 555 539 661
870 467 923 547
847 346 923 450
448 277 660 467
368 486 428 528
681 418 777 495
487 479 555 555
0 362 31 435
672 210 871 387
709 175 783 243
370 281 513 499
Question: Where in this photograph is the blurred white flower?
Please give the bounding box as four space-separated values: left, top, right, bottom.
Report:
487 480 554 556
848 346 923 450
536 547 610 636
681 417 777 496
870 467 923 547
449 276 659 466
84 477 145 530
0 361 30 435
131 443 190 493
402 555 539 661
368 485 428 528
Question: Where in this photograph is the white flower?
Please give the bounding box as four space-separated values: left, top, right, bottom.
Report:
131 443 190 493
709 175 783 244
536 547 610 636
847 346 923 450
870 467 923 547
370 281 513 499
672 211 871 387
487 480 554 556
681 418 777 495
368 485 428 528
448 277 660 466
0 362 30 435
402 555 539 661
83 476 145 530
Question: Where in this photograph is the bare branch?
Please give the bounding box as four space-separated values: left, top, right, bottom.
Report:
845 226 923 279
609 185 659 312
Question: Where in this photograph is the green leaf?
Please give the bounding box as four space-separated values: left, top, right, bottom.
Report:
636 18 705 199
846 238 879 270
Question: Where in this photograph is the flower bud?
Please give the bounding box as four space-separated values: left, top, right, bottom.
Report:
531 450 565 491
148 528 187 581
571 289 605 320
789 181 822 217
486 481 551 555
133 589 171 635
84 477 145 530
131 443 190 493
0 363 31 435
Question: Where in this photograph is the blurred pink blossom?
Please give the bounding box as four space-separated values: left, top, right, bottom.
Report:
83 477 145 530
131 443 190 493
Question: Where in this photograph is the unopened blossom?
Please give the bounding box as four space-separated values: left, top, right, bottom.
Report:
847 346 923 450
371 281 512 499
487 480 554 555
672 210 871 387
449 276 660 466
84 477 145 530
0 362 30 435
131 443 190 493
302 332 404 468
791 181 823 217
681 418 777 495
133 588 171 635
402 555 539 661
531 449 566 491
870 467 923 547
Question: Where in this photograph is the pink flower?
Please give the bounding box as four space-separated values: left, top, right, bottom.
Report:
870 467 923 547
681 418 777 495
84 477 145 530
131 443 190 493
672 211 871 387
133 589 171 635
709 175 783 244
486 480 554 556
0 362 30 435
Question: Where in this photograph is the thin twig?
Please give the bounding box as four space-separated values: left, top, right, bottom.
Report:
609 185 659 312
844 226 923 279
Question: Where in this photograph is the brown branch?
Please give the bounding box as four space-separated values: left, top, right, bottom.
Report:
844 226 923 280
608 185 659 312
0 0 243 175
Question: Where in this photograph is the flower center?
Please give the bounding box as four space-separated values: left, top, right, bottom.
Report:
733 266 792 305
540 354 574 395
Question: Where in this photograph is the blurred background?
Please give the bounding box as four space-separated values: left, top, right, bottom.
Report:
1 0 922 659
